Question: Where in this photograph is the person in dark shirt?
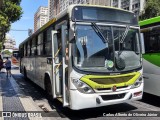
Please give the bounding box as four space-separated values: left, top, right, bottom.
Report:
5 57 11 77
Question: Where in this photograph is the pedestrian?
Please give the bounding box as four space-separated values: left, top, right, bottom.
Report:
5 57 11 77
0 55 3 72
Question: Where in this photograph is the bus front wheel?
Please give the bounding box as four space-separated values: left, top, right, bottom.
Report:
45 75 53 100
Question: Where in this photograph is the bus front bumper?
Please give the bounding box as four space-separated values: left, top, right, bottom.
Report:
69 83 143 110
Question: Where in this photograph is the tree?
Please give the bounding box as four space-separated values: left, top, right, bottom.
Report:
3 50 12 55
0 0 22 43
139 0 160 20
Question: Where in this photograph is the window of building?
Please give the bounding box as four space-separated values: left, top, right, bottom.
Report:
135 3 139 8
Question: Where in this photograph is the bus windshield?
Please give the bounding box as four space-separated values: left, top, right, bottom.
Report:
73 24 141 73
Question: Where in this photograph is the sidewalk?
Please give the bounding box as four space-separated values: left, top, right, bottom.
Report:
0 69 44 120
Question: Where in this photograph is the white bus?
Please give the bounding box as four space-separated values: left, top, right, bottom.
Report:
19 5 144 110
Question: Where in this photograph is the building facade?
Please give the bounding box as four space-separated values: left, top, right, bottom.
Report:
34 6 49 32
48 0 54 20
48 0 146 20
48 0 111 20
111 0 146 15
3 34 16 52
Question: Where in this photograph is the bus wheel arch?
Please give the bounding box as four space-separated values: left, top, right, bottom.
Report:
44 73 53 98
23 67 28 81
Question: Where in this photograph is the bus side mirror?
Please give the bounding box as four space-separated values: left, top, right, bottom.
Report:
140 33 145 54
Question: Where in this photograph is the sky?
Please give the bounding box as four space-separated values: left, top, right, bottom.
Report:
8 0 48 48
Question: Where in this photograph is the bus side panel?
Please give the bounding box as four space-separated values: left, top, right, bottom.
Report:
143 59 160 96
20 57 25 74
21 57 28 75
26 57 36 82
35 57 44 89
35 56 52 90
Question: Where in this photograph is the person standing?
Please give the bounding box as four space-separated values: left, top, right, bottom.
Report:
5 57 11 77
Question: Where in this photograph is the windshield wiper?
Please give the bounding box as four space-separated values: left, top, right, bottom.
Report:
120 25 130 43
118 25 130 55
91 22 109 43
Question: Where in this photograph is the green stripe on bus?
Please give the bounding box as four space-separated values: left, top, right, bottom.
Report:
143 53 160 67
139 16 160 26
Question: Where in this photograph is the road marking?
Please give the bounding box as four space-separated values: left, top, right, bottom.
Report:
19 96 44 120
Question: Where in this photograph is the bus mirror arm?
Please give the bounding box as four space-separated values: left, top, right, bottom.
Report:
69 19 77 43
140 33 145 54
69 29 76 43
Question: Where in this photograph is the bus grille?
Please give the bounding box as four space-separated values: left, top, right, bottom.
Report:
101 93 126 101
90 75 134 85
96 86 128 91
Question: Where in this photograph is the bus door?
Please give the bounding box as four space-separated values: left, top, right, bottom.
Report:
52 25 69 106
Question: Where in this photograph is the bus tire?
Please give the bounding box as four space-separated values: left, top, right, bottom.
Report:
44 74 53 100
24 67 28 81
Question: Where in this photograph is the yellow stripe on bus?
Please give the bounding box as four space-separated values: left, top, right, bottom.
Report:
80 72 140 89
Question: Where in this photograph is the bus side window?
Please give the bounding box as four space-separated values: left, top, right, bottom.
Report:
45 27 52 56
35 37 38 55
20 46 24 58
28 40 31 56
24 43 28 57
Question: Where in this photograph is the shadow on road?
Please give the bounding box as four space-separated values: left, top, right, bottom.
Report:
141 93 160 107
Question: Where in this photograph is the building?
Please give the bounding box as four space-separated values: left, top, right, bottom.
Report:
49 0 146 20
34 6 49 32
111 0 146 15
48 0 54 20
48 0 111 20
3 34 16 52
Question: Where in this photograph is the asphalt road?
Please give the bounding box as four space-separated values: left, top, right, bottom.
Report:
11 68 160 120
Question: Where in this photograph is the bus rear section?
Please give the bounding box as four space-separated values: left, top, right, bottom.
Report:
139 16 160 96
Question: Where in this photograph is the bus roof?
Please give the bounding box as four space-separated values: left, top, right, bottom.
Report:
39 4 134 32
19 4 134 47
67 4 133 13
139 16 160 26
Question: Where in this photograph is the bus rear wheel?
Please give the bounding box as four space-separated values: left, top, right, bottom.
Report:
24 68 28 81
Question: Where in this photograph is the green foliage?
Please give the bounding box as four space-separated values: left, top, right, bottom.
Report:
3 50 12 55
0 42 2 52
139 0 160 20
0 0 22 42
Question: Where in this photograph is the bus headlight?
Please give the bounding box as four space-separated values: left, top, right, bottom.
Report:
72 79 94 94
131 76 143 89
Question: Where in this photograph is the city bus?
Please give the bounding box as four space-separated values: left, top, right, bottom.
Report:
19 4 143 110
12 50 19 66
139 16 160 96
12 50 19 59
